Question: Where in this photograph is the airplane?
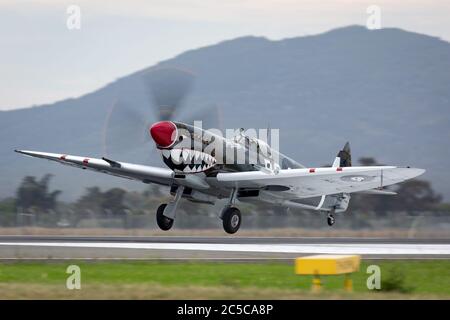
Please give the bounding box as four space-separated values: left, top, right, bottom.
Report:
15 120 425 234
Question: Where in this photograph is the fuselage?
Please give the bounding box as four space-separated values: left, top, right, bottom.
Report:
149 121 304 177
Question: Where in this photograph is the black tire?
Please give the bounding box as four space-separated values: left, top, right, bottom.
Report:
222 207 242 234
327 214 335 226
156 203 174 231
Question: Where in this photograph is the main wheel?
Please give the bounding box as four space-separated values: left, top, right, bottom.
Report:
327 214 335 226
156 203 174 231
222 207 242 234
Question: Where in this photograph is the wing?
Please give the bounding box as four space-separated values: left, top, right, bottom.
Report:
15 150 174 186
215 166 425 199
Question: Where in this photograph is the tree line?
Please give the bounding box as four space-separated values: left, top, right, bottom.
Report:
0 157 446 227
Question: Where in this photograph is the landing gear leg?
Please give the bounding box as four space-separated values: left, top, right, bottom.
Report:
327 207 336 226
156 186 184 231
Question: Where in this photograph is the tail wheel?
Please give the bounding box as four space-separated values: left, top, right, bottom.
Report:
156 203 174 231
222 207 242 234
327 214 335 226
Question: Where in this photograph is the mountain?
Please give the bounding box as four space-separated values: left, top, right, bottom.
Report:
1 25 449 200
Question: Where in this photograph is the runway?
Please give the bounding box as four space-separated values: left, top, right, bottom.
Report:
0 236 449 260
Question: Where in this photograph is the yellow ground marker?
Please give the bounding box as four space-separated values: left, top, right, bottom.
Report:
295 255 361 292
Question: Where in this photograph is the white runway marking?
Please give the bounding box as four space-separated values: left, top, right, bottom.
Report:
1 242 450 255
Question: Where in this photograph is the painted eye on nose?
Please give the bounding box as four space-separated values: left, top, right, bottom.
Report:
149 121 177 148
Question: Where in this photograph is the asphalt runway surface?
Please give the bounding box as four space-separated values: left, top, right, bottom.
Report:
0 235 449 260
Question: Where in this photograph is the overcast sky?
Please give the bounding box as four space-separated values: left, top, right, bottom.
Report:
1 0 449 111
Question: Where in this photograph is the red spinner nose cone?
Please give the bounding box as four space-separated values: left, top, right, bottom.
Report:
150 121 177 148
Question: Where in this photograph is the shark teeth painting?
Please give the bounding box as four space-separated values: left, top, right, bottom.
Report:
161 148 217 173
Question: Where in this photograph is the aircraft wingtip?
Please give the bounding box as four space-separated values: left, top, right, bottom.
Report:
406 167 426 178
14 149 31 156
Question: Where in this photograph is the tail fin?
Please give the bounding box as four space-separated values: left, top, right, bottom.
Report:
332 142 352 167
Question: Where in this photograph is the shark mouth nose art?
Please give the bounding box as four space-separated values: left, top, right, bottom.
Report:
161 148 217 173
